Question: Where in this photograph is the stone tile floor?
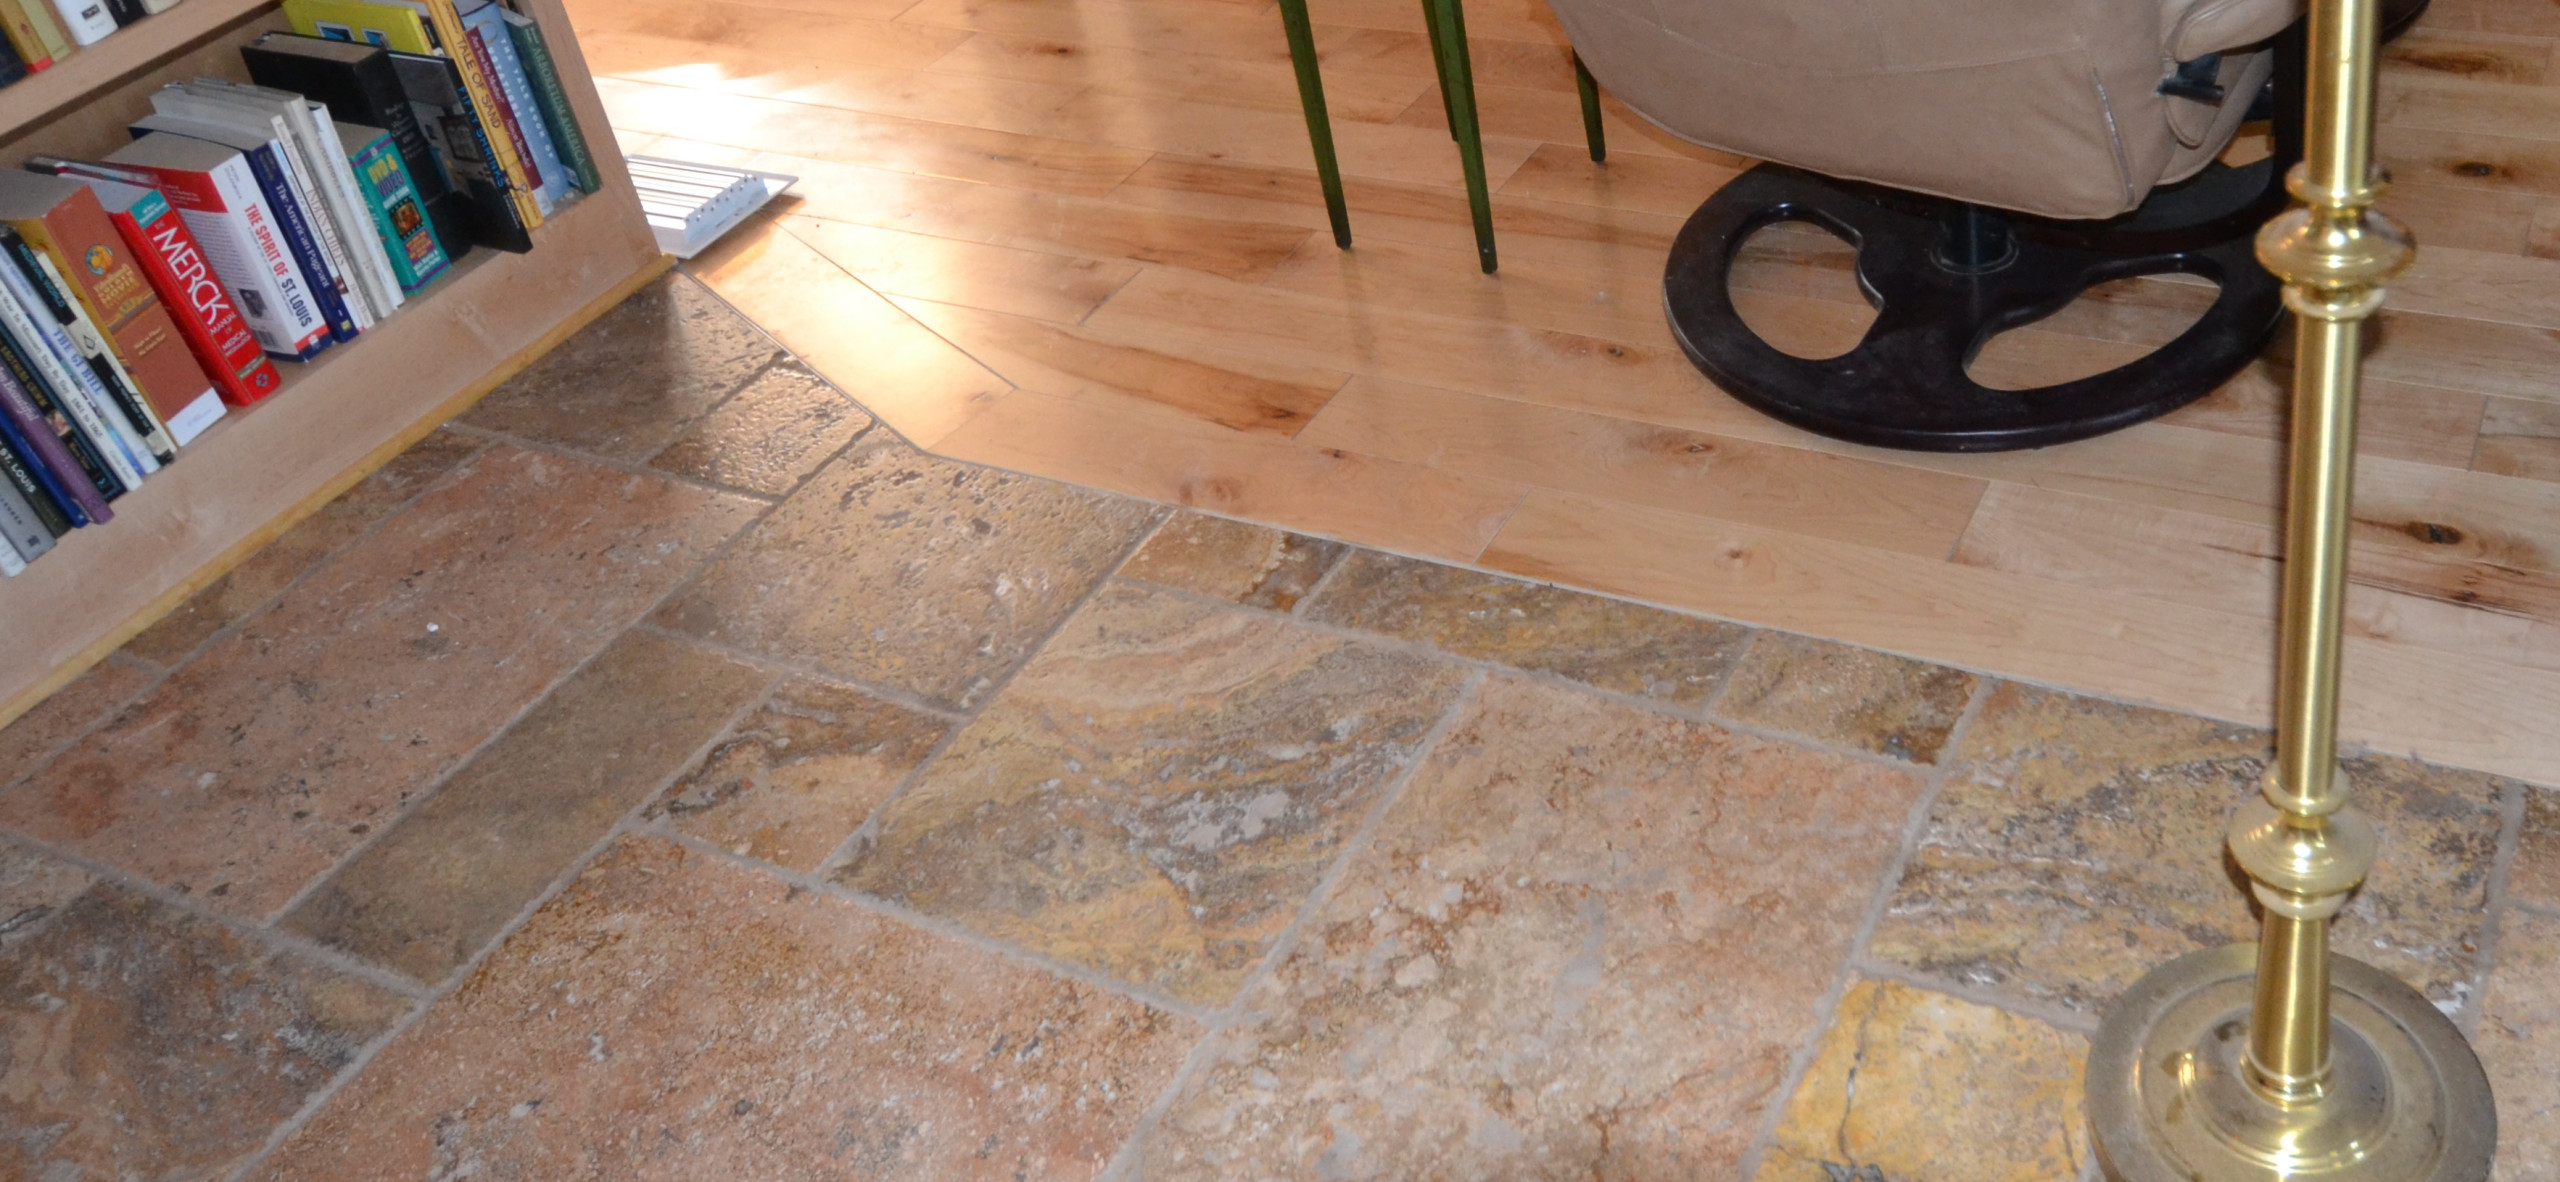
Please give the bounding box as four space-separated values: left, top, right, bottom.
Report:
0 273 2551 1181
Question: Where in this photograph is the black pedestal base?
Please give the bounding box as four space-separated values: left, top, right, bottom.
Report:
1663 163 2287 452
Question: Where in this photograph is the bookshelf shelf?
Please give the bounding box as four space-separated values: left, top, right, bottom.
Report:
0 0 662 724
0 0 274 142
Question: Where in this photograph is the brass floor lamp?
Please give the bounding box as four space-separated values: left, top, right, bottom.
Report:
2082 0 2499 1176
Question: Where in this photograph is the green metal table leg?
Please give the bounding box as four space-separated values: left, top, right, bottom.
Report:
1421 0 1457 140
1426 0 1497 271
1276 0 1352 248
1574 52 1606 162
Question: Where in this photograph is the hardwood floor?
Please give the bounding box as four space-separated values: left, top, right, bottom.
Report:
568 0 2560 786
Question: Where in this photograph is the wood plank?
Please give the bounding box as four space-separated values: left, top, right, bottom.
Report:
1497 141 1746 216
1482 489 2560 786
923 30 1436 124
580 0 972 70
2475 396 2560 482
780 213 1140 323
581 28 1088 130
637 137 1311 282
1044 87 1542 189
896 0 1304 59
933 384 1527 562
2382 28 2554 85
686 214 1011 447
1297 375 1988 556
893 296 1347 433
2161 360 2486 470
594 76 1152 196
2377 125 2560 196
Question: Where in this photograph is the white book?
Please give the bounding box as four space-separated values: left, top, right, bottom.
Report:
175 80 404 319
25 246 175 462
130 111 368 336
0 261 148 491
44 0 113 45
0 476 49 563
105 133 335 360
0 532 24 578
145 96 373 333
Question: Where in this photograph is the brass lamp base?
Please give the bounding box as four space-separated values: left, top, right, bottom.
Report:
2088 945 2495 1181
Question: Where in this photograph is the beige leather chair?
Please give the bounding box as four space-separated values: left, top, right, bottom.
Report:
1553 0 2298 219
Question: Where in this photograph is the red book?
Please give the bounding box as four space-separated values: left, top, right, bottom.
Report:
33 161 285 407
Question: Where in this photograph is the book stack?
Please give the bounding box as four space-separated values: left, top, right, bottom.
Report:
0 0 601 577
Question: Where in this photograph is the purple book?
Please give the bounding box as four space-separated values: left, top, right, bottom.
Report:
0 354 110 525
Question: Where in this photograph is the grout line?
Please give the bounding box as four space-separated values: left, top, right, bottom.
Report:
1098 668 1491 1180
219 668 781 1182
0 827 430 1003
1696 626 1765 721
811 504 1175 876
630 621 971 725
1284 535 1357 620
439 420 786 506
1843 957 2104 1036
0 661 171 800
2460 775 2534 1038
1733 671 1992 1180
654 828 1221 1027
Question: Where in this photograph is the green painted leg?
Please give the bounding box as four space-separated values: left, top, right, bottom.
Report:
1421 0 1456 140
1276 0 1352 248
1574 51 1606 162
1427 0 1496 271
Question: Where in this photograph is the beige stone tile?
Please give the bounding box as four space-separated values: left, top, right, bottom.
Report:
1715 633 1978 763
1303 549 1750 706
1117 509 1347 612
1871 683 2505 1013
839 582 1470 1006
1130 677 1929 1179
646 675 950 871
2481 908 2560 1182
646 360 875 496
122 431 487 665
283 630 772 985
653 435 1159 709
0 883 410 1182
463 274 784 460
2517 785 2560 910
1757 979 2089 1182
261 837 1198 1181
0 841 94 951
0 446 759 919
0 657 156 794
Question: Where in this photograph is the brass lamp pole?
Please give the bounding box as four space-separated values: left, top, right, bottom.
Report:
2082 0 2497 1175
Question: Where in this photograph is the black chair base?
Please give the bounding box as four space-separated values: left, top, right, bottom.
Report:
1663 159 2289 452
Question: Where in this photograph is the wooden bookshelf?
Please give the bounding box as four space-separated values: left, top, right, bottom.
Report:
0 0 664 725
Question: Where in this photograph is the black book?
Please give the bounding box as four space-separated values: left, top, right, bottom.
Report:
0 421 69 537
0 30 25 89
102 0 145 26
388 50 532 254
239 33 483 258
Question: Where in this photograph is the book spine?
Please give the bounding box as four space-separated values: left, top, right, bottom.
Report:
302 103 403 314
0 0 50 71
0 471 49 561
252 117 371 333
0 233 149 488
420 0 541 228
0 322 114 513
115 193 280 405
503 10 595 193
238 142 357 342
127 158 329 360
43 0 111 45
9 207 188 452
0 230 153 480
460 18 550 216
0 530 24 576
0 26 27 85
17 0 66 62
16 238 173 464
100 0 139 25
0 412 71 533
410 60 532 252
351 133 448 290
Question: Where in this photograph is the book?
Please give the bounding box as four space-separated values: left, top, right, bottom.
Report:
6 229 175 465
101 0 141 25
131 112 362 343
0 528 24 576
500 7 595 194
106 132 335 360
142 95 376 335
0 225 164 476
338 122 447 291
0 26 28 86
0 469 49 563
388 49 529 252
0 239 149 493
31 158 289 405
168 79 404 320
0 171 226 445
42 0 110 46
282 0 431 51
241 32 469 267
0 413 72 534
379 0 540 229
0 0 50 72
455 0 559 216
0 320 118 510
14 0 67 63
140 0 178 12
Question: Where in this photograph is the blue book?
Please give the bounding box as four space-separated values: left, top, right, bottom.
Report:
128 114 361 343
459 0 569 216
0 397 85 527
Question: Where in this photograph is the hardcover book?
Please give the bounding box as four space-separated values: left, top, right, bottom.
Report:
7 233 175 465
0 413 73 534
389 49 530 252
131 112 362 342
0 0 47 72
0 171 226 444
43 0 111 46
106 132 335 360
170 79 405 320
499 7 596 193
241 32 470 266
0 239 150 493
0 319 118 511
